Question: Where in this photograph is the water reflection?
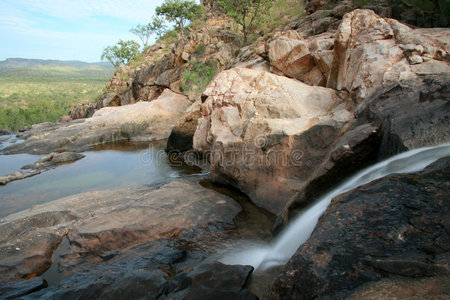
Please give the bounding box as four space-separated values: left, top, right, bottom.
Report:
0 141 202 218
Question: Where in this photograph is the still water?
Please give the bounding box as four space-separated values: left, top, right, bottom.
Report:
0 140 201 218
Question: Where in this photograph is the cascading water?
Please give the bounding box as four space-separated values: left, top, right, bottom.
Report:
220 143 450 270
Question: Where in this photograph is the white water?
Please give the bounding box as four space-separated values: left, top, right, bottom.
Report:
220 143 450 270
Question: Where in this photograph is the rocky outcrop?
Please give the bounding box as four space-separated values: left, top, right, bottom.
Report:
2 89 190 154
0 179 241 283
193 67 354 215
22 152 85 170
268 157 450 299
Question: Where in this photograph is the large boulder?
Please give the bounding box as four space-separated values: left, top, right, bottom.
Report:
193 68 354 215
2 89 191 154
268 157 450 299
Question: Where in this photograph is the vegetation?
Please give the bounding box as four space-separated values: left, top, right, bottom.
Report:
156 0 205 37
0 63 113 131
216 0 273 43
101 40 140 67
130 16 167 48
180 61 217 93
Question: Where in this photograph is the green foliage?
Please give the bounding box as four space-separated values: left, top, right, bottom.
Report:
130 16 168 49
195 44 207 56
101 40 141 67
258 0 305 33
180 61 217 93
216 0 273 43
158 29 180 44
156 0 205 37
0 65 112 131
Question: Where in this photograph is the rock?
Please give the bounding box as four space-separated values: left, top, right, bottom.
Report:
193 68 354 215
267 157 450 299
166 100 203 153
0 129 13 136
163 262 256 299
2 89 191 155
366 72 450 159
0 179 241 282
327 9 405 102
58 115 72 123
0 170 41 185
68 102 96 120
22 152 85 170
0 277 48 299
268 31 315 83
327 9 450 104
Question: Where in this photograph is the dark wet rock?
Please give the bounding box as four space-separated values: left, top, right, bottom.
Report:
166 101 202 153
267 157 450 299
0 277 48 299
0 179 241 283
1 89 190 155
162 262 257 300
364 72 450 159
22 152 85 170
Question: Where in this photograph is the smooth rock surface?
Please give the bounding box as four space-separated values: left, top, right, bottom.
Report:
2 89 190 154
0 179 241 282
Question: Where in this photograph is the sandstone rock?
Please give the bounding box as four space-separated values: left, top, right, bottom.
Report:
327 9 406 102
268 31 315 82
2 89 190 154
268 157 450 299
193 68 353 215
0 179 241 282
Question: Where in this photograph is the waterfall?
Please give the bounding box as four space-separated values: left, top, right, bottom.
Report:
220 143 450 270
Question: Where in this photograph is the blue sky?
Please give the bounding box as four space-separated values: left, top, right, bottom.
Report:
0 0 168 62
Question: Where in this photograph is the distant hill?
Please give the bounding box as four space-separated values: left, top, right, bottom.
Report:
0 58 112 69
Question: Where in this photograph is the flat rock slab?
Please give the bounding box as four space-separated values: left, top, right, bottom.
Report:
2 89 190 155
0 179 241 282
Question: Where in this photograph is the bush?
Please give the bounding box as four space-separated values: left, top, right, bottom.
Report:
180 61 217 93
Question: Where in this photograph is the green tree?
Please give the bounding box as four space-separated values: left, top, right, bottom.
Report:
130 16 167 48
156 0 204 37
217 0 272 43
101 40 140 67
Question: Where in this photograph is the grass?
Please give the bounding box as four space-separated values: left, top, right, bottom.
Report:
0 64 113 131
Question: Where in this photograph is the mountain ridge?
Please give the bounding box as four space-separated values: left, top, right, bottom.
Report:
0 58 111 69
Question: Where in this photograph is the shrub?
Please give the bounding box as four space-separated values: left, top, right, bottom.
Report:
180 61 217 93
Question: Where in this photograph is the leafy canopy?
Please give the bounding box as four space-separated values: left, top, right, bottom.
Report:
101 40 140 67
217 0 272 43
156 0 204 36
130 16 167 48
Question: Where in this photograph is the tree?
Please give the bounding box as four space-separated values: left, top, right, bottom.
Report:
101 40 140 67
130 16 167 48
217 0 272 43
156 0 204 37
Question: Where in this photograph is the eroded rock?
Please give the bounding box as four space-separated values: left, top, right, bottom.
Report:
193 67 354 215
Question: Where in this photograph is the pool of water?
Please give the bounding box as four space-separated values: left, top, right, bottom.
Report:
0 140 202 218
